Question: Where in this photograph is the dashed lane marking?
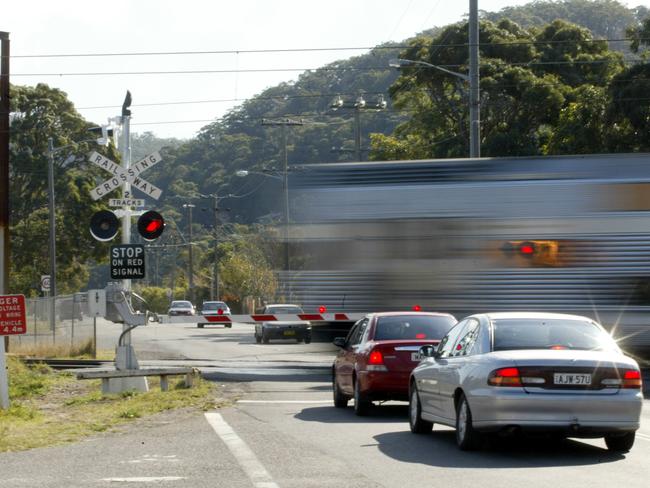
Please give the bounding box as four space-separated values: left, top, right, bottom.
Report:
237 399 332 404
205 412 280 488
100 477 185 483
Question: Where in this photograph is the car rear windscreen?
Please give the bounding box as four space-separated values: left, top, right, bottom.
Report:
172 301 191 308
203 302 226 310
267 306 303 314
374 315 456 341
492 319 617 351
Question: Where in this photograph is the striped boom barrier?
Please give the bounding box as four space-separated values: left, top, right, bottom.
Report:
160 313 365 324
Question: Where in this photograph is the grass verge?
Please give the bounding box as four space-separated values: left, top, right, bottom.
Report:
0 357 226 452
8 339 114 360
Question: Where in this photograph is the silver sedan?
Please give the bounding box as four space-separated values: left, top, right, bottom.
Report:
409 312 644 452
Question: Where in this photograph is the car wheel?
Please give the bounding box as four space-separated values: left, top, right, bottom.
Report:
304 334 312 344
226 324 232 328
332 372 349 408
604 432 635 452
353 377 371 416
197 323 205 329
262 332 270 344
409 385 433 434
255 333 262 344
456 393 481 451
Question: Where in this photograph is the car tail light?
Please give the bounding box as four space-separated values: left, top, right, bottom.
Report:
412 305 422 312
623 369 642 389
367 349 387 372
217 308 224 315
369 350 383 365
488 367 523 387
415 333 426 339
318 305 327 314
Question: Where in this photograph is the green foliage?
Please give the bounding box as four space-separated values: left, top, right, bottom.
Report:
9 84 121 295
372 15 630 160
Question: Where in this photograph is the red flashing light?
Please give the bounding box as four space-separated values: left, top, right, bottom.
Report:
519 243 535 255
415 333 426 339
137 210 165 241
318 306 327 314
412 305 422 312
368 350 384 365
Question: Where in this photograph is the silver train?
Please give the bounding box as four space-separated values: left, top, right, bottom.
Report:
286 153 650 349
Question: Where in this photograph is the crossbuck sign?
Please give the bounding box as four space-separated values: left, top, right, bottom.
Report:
89 151 163 201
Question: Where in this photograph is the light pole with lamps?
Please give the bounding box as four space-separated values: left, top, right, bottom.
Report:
235 169 292 299
330 95 387 161
389 0 480 158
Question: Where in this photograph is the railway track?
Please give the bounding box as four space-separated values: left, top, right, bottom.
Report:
21 358 114 370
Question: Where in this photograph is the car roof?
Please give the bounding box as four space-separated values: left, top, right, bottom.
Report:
370 311 456 318
171 300 192 305
265 304 302 308
479 312 595 322
203 301 227 304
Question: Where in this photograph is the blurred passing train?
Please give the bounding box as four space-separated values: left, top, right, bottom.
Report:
287 153 650 350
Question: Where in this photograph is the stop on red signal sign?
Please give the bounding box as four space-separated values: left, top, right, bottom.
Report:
0 295 27 335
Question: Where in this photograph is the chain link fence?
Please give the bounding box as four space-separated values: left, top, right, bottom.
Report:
7 293 98 354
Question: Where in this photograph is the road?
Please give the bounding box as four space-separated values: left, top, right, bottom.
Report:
1 321 649 487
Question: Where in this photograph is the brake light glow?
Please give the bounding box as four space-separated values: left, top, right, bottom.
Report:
318 306 327 314
623 369 642 389
368 350 384 365
415 333 426 339
217 308 224 315
519 243 535 255
488 367 523 387
412 305 422 311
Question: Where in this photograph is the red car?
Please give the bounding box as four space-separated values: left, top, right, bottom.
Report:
332 311 457 415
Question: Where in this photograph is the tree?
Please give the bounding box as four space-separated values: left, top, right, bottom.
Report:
9 83 120 295
371 18 623 160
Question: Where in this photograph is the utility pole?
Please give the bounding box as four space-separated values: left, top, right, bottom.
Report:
0 31 10 402
261 118 303 281
212 195 219 300
469 0 480 158
183 203 195 304
47 138 56 338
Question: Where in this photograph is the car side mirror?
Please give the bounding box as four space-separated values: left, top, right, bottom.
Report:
419 344 439 359
333 337 346 348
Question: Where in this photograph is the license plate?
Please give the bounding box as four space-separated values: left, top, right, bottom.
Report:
283 330 296 336
411 352 423 362
553 373 592 385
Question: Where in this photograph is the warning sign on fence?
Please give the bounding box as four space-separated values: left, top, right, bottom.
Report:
0 294 27 335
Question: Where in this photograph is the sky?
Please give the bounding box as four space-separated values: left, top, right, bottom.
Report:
4 0 650 140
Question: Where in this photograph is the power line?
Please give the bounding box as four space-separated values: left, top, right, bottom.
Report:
12 58 648 78
7 37 649 59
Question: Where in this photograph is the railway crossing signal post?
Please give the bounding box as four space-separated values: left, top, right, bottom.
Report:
87 92 167 392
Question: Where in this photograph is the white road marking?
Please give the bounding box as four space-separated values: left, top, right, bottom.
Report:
205 412 280 488
637 432 650 441
101 477 185 483
237 399 332 404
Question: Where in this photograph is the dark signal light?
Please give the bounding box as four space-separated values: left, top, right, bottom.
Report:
89 210 119 241
137 210 165 241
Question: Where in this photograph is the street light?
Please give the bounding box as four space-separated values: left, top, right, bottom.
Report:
388 1 480 158
236 169 291 299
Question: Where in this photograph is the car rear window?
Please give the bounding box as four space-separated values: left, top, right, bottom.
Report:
266 306 303 314
374 315 456 341
203 302 227 310
172 301 191 308
492 319 617 351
